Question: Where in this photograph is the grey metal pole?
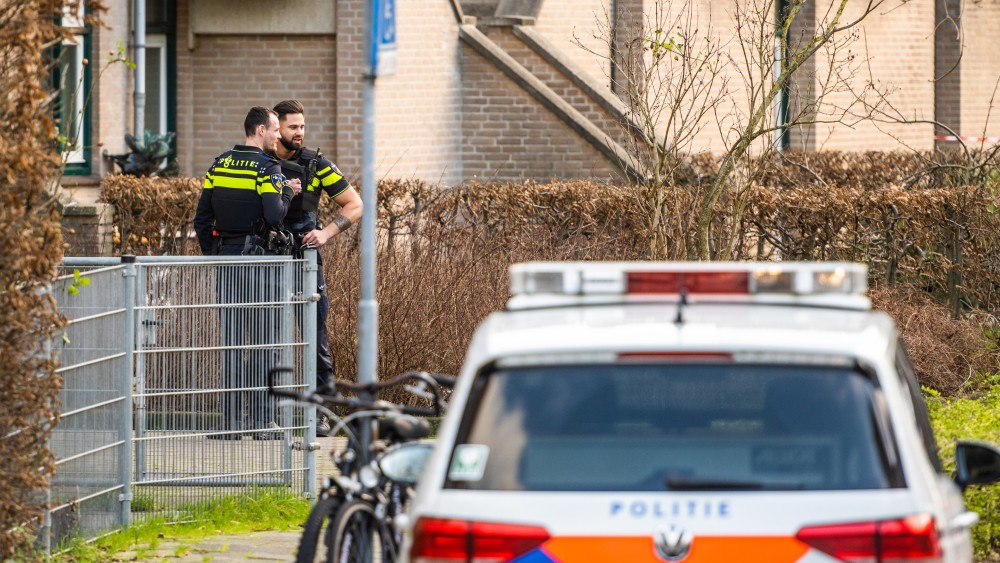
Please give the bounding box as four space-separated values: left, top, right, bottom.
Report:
42 324 53 554
133 263 147 483
280 258 295 485
302 250 318 498
772 36 784 151
358 2 379 389
43 486 51 554
120 256 136 526
282 257 297 373
773 0 786 152
133 0 146 137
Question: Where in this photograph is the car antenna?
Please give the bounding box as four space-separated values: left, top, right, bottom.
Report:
674 287 688 325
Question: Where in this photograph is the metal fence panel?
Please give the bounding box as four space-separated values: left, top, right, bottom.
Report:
47 254 318 550
50 264 129 550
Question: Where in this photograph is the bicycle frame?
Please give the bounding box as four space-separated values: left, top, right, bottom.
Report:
267 367 454 563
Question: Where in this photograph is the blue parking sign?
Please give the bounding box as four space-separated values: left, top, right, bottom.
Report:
369 0 397 76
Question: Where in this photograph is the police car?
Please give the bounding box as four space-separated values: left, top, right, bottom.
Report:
400 262 1000 563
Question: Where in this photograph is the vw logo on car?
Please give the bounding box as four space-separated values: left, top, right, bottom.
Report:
653 524 693 561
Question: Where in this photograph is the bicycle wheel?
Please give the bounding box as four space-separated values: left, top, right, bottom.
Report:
329 499 396 563
295 495 340 563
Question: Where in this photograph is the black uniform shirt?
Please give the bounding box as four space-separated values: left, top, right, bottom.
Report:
193 145 293 254
279 148 351 230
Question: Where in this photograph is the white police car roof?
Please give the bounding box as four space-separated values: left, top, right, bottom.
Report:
474 302 895 366
466 261 894 367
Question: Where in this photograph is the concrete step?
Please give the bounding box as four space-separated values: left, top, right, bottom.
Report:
459 0 499 19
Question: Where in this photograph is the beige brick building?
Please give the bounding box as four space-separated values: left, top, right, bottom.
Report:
58 0 1000 251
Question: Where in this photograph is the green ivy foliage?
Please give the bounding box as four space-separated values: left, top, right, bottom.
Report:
926 382 1000 560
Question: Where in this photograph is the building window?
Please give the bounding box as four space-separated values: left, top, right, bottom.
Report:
145 34 168 136
145 0 176 158
55 1 91 174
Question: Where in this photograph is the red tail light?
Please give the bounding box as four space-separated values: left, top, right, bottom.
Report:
627 271 749 294
796 515 942 562
879 515 943 561
410 517 469 561
411 517 550 563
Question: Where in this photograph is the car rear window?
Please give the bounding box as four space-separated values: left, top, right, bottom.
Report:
445 363 903 491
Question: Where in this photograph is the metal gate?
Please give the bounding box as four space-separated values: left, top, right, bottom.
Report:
47 253 320 550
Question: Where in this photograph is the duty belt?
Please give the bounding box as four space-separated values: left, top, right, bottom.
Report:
220 235 250 245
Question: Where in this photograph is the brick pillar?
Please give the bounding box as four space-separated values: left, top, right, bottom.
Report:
786 0 818 152
91 0 132 177
611 0 645 97
934 0 961 142
175 0 195 176
335 0 367 184
61 202 116 258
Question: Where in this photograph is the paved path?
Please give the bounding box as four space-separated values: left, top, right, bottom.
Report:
108 437 347 562
113 530 302 562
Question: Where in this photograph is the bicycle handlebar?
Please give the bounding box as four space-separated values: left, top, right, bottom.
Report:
333 370 455 391
267 367 454 417
430 372 457 388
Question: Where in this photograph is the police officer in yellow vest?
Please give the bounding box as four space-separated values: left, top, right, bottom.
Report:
272 100 363 436
194 106 301 255
194 106 302 440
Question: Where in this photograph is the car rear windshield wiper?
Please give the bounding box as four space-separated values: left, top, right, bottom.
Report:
664 476 806 491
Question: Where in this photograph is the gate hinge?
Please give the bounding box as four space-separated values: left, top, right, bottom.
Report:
292 441 322 452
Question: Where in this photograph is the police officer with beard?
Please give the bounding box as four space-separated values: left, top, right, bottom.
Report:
272 100 363 436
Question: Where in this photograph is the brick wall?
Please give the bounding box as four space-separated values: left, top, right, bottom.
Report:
534 0 611 87
687 0 756 155
61 203 115 257
179 35 337 177
373 0 465 186
174 11 338 177
333 0 464 187
485 27 631 152
786 0 818 152
789 0 935 151
519 0 743 160
528 0 939 155
334 0 366 183
934 0 962 139
176 0 194 175
92 2 131 176
460 40 623 181
953 0 1000 142
611 0 755 155
125 0 1000 184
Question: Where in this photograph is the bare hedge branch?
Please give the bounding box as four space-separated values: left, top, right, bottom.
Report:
0 0 73 556
99 150 1000 399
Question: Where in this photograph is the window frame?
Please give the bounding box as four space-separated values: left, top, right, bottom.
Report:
144 0 177 161
55 2 92 175
144 33 169 137
894 342 945 473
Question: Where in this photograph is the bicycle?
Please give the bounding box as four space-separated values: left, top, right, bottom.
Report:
267 367 454 563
